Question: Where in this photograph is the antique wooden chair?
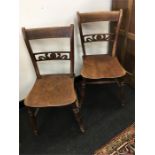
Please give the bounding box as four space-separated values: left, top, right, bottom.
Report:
22 25 85 135
77 9 127 106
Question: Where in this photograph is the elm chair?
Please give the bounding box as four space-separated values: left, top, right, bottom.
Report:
22 25 85 135
77 9 127 106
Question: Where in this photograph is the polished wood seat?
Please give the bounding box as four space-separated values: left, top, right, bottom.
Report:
81 54 126 79
25 75 76 107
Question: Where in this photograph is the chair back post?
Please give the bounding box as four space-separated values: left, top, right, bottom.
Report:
22 27 41 78
70 24 74 77
112 9 123 57
77 12 86 56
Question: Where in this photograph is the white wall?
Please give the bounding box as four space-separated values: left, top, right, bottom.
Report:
19 0 112 100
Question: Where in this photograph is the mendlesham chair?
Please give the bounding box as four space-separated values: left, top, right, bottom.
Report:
77 9 127 106
22 25 85 135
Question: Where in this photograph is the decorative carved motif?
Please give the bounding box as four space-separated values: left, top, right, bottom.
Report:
34 52 70 61
84 33 115 43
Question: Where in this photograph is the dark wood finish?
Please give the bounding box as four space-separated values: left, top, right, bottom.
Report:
78 11 120 23
19 99 25 109
22 25 85 135
34 51 70 61
119 29 134 40
120 0 134 64
70 24 74 77
115 78 126 106
22 27 41 78
72 101 85 133
112 9 123 57
22 25 74 78
83 33 115 43
77 9 127 106
111 0 135 87
77 10 123 57
25 26 72 40
26 107 38 135
80 78 86 106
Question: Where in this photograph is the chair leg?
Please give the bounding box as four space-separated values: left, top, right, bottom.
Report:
117 79 126 107
26 107 38 135
80 78 86 106
119 82 126 106
72 101 85 133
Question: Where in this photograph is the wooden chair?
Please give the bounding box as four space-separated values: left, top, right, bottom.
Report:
22 25 85 135
77 9 127 106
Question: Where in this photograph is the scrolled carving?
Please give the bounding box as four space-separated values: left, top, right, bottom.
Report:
34 52 70 61
84 33 115 43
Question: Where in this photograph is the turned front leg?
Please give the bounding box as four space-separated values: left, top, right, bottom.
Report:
26 107 38 135
72 102 85 133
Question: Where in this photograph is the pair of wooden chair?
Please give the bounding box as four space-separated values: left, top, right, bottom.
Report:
22 9 127 135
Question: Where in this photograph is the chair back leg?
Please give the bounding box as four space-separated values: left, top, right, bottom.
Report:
116 78 127 107
26 107 39 135
80 78 86 105
119 81 126 107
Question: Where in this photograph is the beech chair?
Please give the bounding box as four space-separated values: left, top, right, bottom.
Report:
22 25 85 135
77 9 127 106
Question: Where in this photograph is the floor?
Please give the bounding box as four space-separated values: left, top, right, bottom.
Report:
19 82 135 155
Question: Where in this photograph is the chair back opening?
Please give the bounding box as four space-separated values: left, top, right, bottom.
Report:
77 10 123 56
22 25 74 78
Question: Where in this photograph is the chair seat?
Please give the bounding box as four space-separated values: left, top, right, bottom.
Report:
24 75 77 107
81 54 126 79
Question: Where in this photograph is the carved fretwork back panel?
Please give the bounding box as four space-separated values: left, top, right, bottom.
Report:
83 33 115 43
77 10 123 57
22 25 74 78
34 51 70 61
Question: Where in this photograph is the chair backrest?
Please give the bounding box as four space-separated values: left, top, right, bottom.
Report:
77 9 123 57
22 25 74 78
